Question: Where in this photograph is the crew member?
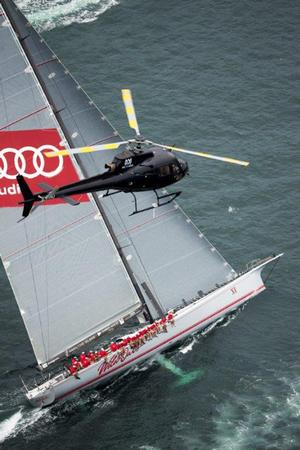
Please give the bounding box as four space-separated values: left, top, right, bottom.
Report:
110 342 118 352
98 348 108 360
167 311 175 326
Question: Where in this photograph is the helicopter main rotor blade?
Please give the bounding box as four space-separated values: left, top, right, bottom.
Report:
146 141 249 167
121 89 140 136
45 141 129 158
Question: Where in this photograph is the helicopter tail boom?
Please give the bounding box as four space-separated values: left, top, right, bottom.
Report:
16 176 80 220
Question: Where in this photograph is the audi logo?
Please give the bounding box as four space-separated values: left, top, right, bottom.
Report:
0 145 64 180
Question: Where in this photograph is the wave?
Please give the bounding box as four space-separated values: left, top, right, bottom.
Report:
16 0 119 32
179 338 196 354
228 205 239 214
213 371 300 450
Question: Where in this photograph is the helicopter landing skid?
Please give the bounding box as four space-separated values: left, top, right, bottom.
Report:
130 190 181 216
102 189 122 197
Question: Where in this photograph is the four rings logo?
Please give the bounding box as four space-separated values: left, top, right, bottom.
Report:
0 128 88 208
0 145 64 180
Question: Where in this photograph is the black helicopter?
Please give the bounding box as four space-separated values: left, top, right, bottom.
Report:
17 89 249 218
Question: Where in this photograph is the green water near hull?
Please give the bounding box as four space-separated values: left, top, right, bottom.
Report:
156 354 204 387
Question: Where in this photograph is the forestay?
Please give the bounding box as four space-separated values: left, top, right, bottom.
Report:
0 0 237 318
0 1 141 367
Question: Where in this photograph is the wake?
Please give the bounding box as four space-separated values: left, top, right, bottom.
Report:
16 0 119 31
0 406 49 444
0 410 22 443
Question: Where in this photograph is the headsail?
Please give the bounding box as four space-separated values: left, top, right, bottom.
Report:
0 2 141 368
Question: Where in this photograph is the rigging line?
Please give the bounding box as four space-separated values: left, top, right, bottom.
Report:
109 195 165 314
24 221 48 365
43 205 50 364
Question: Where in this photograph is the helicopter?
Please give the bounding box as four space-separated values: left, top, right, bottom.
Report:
17 89 249 218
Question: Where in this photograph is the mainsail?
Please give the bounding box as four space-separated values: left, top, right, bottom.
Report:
0 0 236 366
0 1 141 368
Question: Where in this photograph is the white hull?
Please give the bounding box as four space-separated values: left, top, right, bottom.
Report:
26 255 281 407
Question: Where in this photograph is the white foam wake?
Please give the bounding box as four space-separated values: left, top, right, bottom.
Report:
179 338 196 354
0 410 22 443
16 0 119 31
0 407 50 444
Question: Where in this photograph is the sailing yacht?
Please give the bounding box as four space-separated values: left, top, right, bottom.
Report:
0 0 282 407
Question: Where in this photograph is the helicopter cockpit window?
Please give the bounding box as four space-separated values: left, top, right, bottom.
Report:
159 166 171 176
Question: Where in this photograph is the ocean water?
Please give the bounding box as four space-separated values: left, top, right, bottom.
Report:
0 0 299 449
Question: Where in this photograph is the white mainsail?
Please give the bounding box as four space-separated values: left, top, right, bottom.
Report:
0 2 141 368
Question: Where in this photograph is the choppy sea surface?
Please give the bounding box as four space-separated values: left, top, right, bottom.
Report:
0 0 299 448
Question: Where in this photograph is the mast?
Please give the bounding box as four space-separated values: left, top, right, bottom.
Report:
1 0 153 323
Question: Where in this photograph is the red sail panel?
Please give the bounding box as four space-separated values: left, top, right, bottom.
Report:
0 128 88 207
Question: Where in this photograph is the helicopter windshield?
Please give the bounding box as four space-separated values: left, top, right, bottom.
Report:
177 158 188 174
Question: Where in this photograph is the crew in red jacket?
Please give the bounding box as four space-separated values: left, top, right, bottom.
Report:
87 351 96 362
167 311 175 325
110 342 118 352
97 348 108 360
80 352 90 368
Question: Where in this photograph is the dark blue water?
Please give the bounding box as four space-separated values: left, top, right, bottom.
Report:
0 0 299 448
